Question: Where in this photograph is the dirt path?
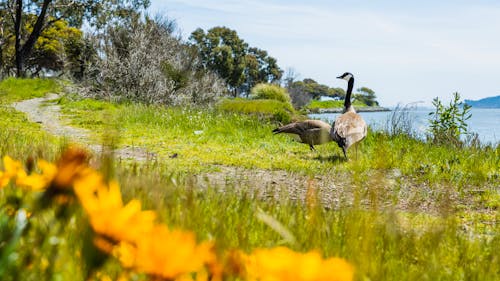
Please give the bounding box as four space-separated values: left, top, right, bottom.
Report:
12 94 155 161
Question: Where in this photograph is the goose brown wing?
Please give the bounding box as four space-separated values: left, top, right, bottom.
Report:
273 120 331 135
332 112 367 147
303 119 332 130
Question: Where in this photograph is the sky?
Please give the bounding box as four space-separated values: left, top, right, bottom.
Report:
149 0 500 106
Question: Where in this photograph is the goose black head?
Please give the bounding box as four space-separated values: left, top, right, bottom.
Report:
337 72 354 81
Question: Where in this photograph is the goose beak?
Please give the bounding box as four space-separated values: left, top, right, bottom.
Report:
336 75 342 79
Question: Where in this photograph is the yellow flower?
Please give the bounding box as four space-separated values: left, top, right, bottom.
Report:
2 146 90 191
15 160 57 191
74 172 157 244
0 156 23 187
114 224 216 280
52 146 90 188
244 247 354 281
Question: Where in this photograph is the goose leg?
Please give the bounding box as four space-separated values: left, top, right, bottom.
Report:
309 144 316 151
342 146 348 160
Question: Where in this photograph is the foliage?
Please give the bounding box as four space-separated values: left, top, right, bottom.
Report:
189 26 283 95
287 80 380 109
428 92 472 146
0 16 85 76
243 47 282 95
0 0 150 76
218 98 294 123
288 79 345 100
354 87 379 106
84 17 226 106
250 83 291 103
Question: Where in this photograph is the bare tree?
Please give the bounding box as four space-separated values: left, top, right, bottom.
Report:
85 17 227 106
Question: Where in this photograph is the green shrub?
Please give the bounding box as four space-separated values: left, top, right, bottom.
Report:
218 98 294 123
250 83 291 104
428 92 472 146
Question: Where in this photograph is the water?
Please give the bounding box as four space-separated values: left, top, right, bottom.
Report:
309 108 500 145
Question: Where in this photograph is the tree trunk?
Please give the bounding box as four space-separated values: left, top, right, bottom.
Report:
0 18 4 75
14 0 52 77
14 0 23 77
0 44 3 78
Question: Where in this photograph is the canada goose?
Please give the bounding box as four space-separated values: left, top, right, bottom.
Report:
272 119 332 151
330 72 368 159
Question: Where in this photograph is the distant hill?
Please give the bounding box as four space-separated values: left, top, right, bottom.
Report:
465 95 500 108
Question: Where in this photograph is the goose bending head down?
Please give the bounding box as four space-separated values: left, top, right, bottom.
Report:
330 72 368 159
273 119 332 151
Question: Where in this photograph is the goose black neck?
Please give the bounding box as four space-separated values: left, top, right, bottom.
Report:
344 77 354 109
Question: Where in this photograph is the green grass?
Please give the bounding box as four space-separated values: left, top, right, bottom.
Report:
0 77 61 103
217 97 295 123
1 78 499 280
119 172 500 281
58 97 500 186
0 78 62 160
307 99 367 110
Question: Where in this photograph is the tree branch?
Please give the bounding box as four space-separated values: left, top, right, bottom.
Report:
20 0 52 58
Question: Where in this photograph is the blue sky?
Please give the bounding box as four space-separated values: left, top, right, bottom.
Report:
149 0 500 106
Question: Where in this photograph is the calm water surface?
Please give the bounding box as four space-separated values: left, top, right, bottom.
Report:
309 108 500 145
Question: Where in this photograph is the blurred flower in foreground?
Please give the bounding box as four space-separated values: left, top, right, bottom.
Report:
244 247 354 281
15 159 57 190
74 171 157 244
113 224 217 280
0 156 24 187
1 146 91 191
51 146 90 188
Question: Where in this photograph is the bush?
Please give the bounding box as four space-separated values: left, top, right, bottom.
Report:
428 92 472 146
83 16 227 106
218 98 294 123
250 83 291 104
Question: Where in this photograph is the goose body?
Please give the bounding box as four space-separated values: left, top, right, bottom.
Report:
330 72 368 159
273 119 332 151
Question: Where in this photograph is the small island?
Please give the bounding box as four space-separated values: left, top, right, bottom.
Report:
465 95 500 108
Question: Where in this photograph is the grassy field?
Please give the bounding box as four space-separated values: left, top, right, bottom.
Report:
0 78 499 280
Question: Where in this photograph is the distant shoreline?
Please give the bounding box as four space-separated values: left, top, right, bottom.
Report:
308 106 391 113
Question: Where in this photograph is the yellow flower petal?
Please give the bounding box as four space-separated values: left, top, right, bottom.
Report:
1 156 23 187
244 247 354 281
